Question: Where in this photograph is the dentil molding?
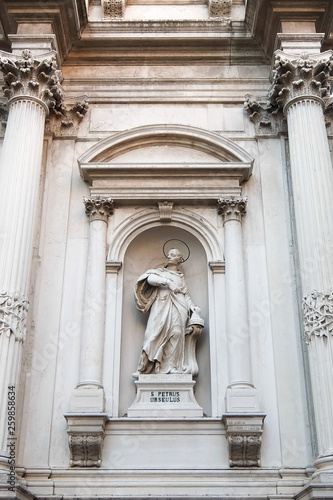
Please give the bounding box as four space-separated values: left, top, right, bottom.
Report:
84 196 115 223
303 289 333 343
0 291 29 342
269 50 333 112
217 196 247 224
0 49 64 113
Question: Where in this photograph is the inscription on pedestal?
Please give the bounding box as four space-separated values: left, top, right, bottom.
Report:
149 391 180 403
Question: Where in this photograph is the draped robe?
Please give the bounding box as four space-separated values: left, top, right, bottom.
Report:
135 267 194 374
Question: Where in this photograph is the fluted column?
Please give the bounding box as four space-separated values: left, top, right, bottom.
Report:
0 50 63 464
70 196 114 413
270 50 333 469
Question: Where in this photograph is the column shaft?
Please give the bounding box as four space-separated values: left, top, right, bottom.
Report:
224 219 252 385
79 219 108 386
0 98 47 293
286 100 333 460
287 99 333 292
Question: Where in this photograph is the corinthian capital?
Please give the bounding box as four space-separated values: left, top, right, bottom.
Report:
84 196 115 223
217 197 247 224
0 49 64 112
269 50 333 111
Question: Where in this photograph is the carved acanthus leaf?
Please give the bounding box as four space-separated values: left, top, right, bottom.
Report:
209 0 232 22
84 196 115 223
244 94 285 135
269 50 333 109
0 49 64 112
0 291 29 342
302 289 333 343
45 97 89 136
217 196 247 223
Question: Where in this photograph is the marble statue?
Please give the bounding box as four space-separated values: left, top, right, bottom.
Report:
134 248 204 376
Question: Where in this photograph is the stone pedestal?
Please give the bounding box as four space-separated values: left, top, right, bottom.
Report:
128 374 203 418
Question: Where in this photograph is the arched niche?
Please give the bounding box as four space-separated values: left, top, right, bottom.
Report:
119 225 211 417
83 125 253 418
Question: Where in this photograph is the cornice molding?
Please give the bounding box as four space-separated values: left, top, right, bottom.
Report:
0 0 87 63
245 0 333 59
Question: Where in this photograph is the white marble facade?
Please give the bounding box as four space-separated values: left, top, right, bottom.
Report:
0 1 333 499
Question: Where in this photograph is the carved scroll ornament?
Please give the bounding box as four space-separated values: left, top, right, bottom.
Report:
302 289 333 343
0 291 29 342
68 433 104 467
0 49 64 112
269 50 333 110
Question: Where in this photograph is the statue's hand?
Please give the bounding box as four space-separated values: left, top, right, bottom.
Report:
166 279 180 293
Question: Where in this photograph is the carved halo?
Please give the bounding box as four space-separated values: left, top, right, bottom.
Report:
163 239 190 263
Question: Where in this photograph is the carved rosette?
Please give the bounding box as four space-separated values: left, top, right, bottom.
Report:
102 0 124 19
68 433 104 467
302 289 333 343
84 196 115 223
0 49 64 113
217 197 247 224
0 291 29 342
209 0 232 22
269 50 333 112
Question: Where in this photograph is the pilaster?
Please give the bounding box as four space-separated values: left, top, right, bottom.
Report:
218 197 265 467
66 197 114 467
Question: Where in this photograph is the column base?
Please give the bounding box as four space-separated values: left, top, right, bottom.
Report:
222 413 266 467
128 374 203 418
69 385 105 413
64 414 108 467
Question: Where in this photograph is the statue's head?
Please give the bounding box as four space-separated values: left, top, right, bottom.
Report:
167 248 184 265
